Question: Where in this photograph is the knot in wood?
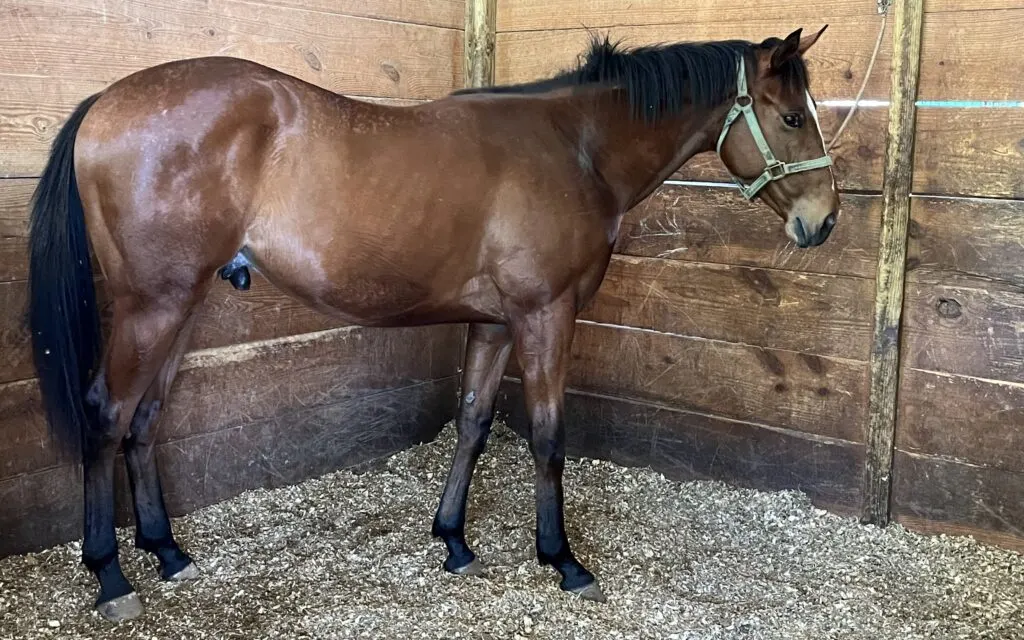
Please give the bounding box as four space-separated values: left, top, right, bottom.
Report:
936 297 962 319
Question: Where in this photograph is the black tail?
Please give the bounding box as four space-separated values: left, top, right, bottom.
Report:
27 93 103 459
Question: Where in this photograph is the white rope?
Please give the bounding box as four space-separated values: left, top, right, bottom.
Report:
826 13 888 152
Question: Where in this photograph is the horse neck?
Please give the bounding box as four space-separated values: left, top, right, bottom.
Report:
568 89 722 211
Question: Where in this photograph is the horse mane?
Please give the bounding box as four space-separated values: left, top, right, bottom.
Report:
452 35 811 123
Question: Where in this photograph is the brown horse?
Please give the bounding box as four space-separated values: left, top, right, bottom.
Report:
27 26 839 622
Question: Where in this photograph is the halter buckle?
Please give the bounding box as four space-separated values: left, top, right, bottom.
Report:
765 162 787 180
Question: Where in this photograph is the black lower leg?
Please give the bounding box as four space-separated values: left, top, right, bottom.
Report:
432 415 492 572
82 378 134 605
124 399 192 578
533 438 595 592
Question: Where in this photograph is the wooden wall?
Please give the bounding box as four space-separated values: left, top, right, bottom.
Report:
893 0 1024 550
0 0 466 557
495 0 890 517
495 0 1024 552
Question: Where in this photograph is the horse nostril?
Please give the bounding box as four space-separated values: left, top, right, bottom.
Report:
823 212 837 232
793 216 809 247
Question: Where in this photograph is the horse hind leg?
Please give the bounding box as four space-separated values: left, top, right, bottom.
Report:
82 297 195 622
432 323 513 575
122 310 200 582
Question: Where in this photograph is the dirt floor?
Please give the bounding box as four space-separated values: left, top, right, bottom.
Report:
1 420 1022 640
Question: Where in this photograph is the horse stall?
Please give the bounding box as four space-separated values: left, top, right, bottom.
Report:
1 0 1023 637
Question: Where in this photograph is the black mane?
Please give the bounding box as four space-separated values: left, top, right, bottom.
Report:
453 35 810 123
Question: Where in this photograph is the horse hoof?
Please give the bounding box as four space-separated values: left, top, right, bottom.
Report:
168 562 200 581
449 558 485 577
96 592 144 623
569 580 607 603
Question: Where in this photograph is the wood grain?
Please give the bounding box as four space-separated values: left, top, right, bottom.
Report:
862 0 923 527
464 0 497 87
0 1 462 177
896 368 1024 472
0 377 458 556
616 185 881 278
0 324 463 481
907 196 1024 288
0 179 35 282
919 9 1024 101
0 273 353 385
496 0 883 32
892 450 1024 553
901 282 1024 384
506 321 868 442
496 17 893 100
925 0 1024 11
582 255 875 360
499 382 865 516
913 108 1024 199
249 0 465 29
674 105 888 192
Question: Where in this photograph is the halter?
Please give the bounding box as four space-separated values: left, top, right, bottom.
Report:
716 56 833 200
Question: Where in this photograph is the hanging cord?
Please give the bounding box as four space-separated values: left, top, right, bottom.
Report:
826 8 889 151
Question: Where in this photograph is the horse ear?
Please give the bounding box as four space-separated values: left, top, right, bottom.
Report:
798 24 828 55
770 28 803 71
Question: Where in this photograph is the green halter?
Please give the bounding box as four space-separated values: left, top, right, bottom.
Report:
716 56 833 200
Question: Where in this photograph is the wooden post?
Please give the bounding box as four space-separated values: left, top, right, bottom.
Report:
464 0 497 88
862 0 925 526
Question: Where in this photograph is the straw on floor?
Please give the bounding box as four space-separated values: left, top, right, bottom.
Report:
1 420 1021 640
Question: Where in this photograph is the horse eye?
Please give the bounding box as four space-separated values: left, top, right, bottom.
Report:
784 113 805 129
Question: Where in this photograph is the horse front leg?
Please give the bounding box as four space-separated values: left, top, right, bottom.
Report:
513 300 605 602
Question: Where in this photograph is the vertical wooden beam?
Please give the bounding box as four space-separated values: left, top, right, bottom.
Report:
464 0 497 88
862 0 925 526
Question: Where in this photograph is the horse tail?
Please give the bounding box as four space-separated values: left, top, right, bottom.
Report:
27 92 104 458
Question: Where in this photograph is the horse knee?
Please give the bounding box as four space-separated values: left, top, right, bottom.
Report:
530 434 565 470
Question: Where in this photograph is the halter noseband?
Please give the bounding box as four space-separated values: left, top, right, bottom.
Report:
716 56 833 200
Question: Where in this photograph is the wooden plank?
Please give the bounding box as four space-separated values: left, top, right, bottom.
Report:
907 196 1024 288
0 273 351 385
497 0 882 32
892 450 1024 554
495 17 893 100
0 179 34 282
498 382 865 516
0 324 464 482
862 0 924 527
674 104 888 192
0 1 462 178
0 377 458 557
913 108 1024 198
902 282 1024 384
896 368 1024 472
581 255 875 360
616 185 881 278
507 321 868 443
919 9 1024 101
249 0 465 29
464 0 497 88
925 0 1024 11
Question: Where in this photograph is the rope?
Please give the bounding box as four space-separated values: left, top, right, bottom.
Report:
826 13 888 152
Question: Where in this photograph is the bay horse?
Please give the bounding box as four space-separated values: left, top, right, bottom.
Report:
27 26 839 622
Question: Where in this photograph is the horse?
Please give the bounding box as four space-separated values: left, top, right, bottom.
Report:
26 25 839 622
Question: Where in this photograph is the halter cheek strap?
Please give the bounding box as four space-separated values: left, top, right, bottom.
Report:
716 56 833 201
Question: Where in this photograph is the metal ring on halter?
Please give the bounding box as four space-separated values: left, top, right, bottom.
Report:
716 56 833 201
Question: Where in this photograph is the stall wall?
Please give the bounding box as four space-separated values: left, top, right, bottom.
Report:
893 0 1024 549
0 0 466 556
496 0 890 517
496 0 1024 552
